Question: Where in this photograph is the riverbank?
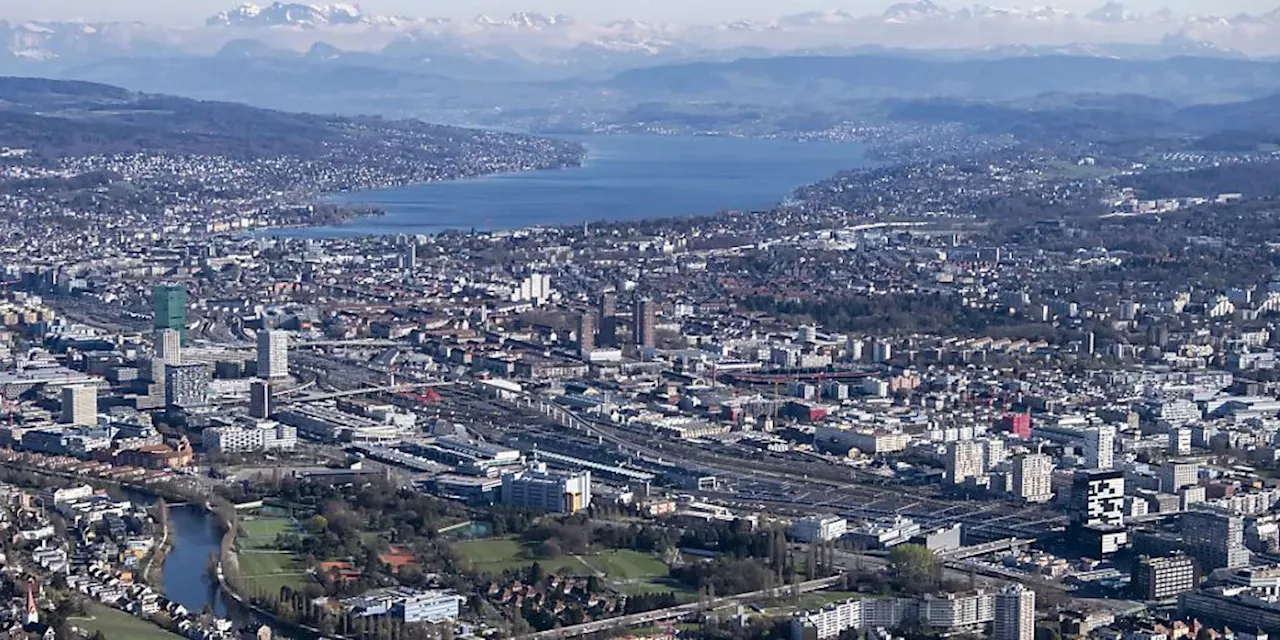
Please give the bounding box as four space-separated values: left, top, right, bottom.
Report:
139 503 172 590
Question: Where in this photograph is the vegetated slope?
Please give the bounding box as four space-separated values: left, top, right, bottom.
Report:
0 75 581 161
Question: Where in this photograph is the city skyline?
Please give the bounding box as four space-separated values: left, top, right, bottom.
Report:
1 0 1278 24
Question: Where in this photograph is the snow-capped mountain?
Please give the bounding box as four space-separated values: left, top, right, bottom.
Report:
777 11 858 27
883 0 951 23
208 3 364 27
472 13 575 29
1086 2 1138 24
7 0 1280 72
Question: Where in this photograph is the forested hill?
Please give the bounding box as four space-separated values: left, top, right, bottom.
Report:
0 75 584 164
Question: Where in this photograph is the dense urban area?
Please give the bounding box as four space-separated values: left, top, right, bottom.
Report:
7 49 1280 640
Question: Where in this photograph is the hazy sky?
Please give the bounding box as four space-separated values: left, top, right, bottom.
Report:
2 0 1278 24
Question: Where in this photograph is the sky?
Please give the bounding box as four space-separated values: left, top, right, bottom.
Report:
0 0 1277 24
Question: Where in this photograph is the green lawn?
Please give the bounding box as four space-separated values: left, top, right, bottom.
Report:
581 550 669 580
454 537 583 575
237 550 314 594
238 517 297 549
74 603 183 640
455 538 690 597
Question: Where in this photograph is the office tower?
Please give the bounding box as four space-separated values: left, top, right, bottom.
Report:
1083 425 1115 470
577 311 596 353
500 466 592 514
598 291 618 347
402 242 417 275
984 438 1007 470
847 338 866 362
1132 554 1197 601
165 362 212 408
250 380 272 419
60 385 97 426
1182 509 1250 570
152 284 188 342
1169 426 1193 456
993 585 1035 640
797 326 818 343
1086 331 1097 356
1073 470 1125 528
633 298 657 349
256 330 289 379
1012 453 1054 503
946 440 986 485
872 339 893 363
1160 460 1199 493
154 328 181 365
514 273 553 304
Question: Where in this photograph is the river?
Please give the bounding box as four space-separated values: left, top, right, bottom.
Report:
279 134 868 237
163 504 228 617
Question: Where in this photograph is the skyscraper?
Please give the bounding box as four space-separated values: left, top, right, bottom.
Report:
633 298 657 349
165 362 212 408
155 328 181 365
946 440 986 485
257 330 289 379
993 585 1035 640
577 311 596 353
250 380 272 419
1012 453 1054 503
402 241 417 275
1073 470 1125 528
598 291 618 347
153 284 188 342
1083 425 1115 470
60 385 97 426
1182 509 1250 570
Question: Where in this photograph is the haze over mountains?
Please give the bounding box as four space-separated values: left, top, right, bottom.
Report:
5 0 1280 74
8 1 1280 135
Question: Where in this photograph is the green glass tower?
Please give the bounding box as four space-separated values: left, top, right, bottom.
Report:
153 284 188 343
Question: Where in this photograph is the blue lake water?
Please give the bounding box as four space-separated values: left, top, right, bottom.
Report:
285 134 868 237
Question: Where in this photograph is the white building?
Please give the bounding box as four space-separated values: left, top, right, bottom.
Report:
993 585 1036 640
204 420 297 453
155 328 181 365
1012 453 1054 503
257 330 289 379
921 591 994 630
1083 425 1115 471
60 385 97 427
789 515 848 543
1161 460 1199 493
513 273 553 304
946 440 987 485
1169 426 1193 456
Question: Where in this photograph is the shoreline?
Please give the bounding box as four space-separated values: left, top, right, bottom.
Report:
267 135 870 239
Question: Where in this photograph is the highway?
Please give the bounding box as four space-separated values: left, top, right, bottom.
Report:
514 576 844 639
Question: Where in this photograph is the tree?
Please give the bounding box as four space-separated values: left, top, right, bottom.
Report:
889 544 937 584
306 514 329 535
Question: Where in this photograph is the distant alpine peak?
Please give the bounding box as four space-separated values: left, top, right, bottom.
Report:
777 10 858 27
883 0 951 22
472 12 575 29
1086 1 1138 23
206 2 374 27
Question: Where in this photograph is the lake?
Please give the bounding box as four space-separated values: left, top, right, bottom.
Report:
285 134 868 237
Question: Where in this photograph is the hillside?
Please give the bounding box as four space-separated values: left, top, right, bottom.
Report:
0 76 582 163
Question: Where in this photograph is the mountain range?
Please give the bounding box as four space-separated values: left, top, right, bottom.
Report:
6 0 1280 75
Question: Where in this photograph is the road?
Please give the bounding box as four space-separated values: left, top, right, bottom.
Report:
514 576 843 639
